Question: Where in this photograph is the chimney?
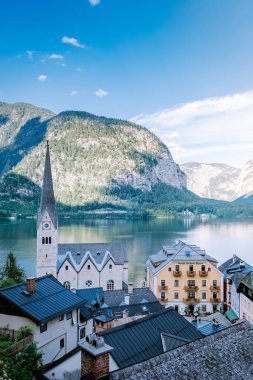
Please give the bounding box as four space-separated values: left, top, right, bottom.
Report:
124 294 130 305
26 278 36 294
128 282 133 294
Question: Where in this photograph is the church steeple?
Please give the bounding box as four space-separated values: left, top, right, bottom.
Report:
37 140 58 229
36 141 58 278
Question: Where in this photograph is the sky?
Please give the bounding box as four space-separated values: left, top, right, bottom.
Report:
1 0 253 167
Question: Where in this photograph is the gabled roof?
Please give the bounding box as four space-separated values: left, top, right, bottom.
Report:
37 142 58 229
219 255 253 281
57 242 127 273
110 321 253 380
147 240 218 275
0 275 85 323
240 271 253 291
103 288 158 307
76 287 104 308
99 307 202 369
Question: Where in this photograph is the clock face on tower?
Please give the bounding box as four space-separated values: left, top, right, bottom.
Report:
42 221 51 230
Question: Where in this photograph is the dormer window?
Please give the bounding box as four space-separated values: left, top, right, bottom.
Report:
97 251 100 256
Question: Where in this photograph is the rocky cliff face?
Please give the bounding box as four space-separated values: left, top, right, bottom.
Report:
181 161 253 201
0 103 186 211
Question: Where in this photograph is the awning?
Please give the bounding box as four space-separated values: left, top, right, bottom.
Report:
225 309 239 322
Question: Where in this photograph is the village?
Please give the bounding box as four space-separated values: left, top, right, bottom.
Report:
0 144 253 379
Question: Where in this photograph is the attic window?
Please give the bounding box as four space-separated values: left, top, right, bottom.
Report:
97 251 101 255
77 252 80 256
87 265 91 270
65 265 68 270
109 264 112 269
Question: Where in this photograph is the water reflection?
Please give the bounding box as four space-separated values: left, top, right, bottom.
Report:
0 218 253 287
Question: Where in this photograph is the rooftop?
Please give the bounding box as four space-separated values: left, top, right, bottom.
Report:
0 275 85 323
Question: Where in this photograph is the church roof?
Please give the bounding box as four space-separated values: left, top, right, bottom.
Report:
147 240 218 275
37 141 58 229
57 242 127 272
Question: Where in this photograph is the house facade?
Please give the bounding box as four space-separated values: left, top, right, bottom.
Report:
0 276 85 364
36 142 128 291
238 272 253 323
146 240 224 314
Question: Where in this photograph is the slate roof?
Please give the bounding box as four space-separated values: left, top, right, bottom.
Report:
147 240 218 275
110 321 253 380
103 288 158 306
57 242 127 272
0 275 85 323
240 271 253 290
76 288 104 308
99 307 202 369
37 142 58 229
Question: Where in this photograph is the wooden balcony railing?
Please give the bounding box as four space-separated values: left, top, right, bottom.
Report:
210 285 220 291
210 298 220 303
173 271 182 277
187 271 196 277
184 285 199 291
183 298 200 303
199 271 208 277
158 285 168 291
159 298 168 303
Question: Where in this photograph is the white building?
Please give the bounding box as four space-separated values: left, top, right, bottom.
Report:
36 142 128 290
238 272 253 324
0 276 85 364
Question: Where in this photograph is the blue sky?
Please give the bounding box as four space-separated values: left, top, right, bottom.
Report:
1 0 253 166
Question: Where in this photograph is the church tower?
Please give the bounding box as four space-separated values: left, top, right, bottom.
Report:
36 141 58 278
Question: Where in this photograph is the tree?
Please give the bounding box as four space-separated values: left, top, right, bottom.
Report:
0 252 25 287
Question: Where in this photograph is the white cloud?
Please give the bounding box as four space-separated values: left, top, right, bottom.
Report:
70 90 78 96
27 50 34 59
38 74 47 81
49 54 64 60
89 0 100 5
131 90 253 167
95 88 108 97
61 36 85 48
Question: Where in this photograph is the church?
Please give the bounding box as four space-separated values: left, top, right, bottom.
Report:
36 142 128 291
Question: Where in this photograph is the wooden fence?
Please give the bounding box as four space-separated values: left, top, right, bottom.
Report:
0 332 33 357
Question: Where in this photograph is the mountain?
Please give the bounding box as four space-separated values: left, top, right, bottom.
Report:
0 102 192 217
181 161 253 202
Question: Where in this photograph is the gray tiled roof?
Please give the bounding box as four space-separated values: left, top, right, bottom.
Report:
57 242 127 272
147 240 218 275
37 142 58 229
111 321 253 380
240 271 253 290
103 288 158 307
0 275 85 323
99 307 202 369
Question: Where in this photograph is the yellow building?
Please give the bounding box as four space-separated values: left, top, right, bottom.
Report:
146 240 224 315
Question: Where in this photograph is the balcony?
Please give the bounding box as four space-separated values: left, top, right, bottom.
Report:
210 298 220 303
159 298 168 303
183 298 200 303
199 270 208 277
158 285 168 291
184 285 199 291
210 285 220 291
187 271 196 277
173 271 182 277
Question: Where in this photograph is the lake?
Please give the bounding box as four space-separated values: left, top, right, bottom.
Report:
0 217 253 286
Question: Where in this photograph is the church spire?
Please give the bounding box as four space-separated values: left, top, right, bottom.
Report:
37 141 58 229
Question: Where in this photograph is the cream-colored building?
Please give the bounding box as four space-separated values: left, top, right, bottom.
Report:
146 240 224 314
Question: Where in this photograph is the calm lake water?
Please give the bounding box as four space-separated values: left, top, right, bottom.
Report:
0 217 253 286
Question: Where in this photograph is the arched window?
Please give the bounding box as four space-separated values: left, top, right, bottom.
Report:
45 237 49 244
42 237 45 244
64 281 70 290
87 265 91 270
107 280 114 291
49 237 52 244
109 264 112 269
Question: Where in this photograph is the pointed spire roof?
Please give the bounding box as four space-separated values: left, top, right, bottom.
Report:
37 141 58 228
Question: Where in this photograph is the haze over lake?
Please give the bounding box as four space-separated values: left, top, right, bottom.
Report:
0 217 253 286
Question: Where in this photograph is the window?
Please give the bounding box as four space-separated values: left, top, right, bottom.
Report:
188 292 195 299
45 237 48 244
87 265 90 270
66 311 72 320
109 264 112 269
202 280 207 287
85 280 93 287
188 280 195 286
161 291 166 300
49 237 51 244
189 265 194 272
65 265 68 270
64 281 70 289
174 280 179 287
213 292 217 299
80 327 86 339
202 305 207 312
59 314 64 321
161 280 166 286
107 280 114 291
40 322 47 333
174 291 179 300
213 280 217 287
168 267 172 272
202 292 206 300
208 268 211 272
60 338 64 349
175 265 180 272
201 265 206 272
42 237 45 244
